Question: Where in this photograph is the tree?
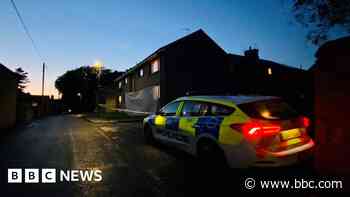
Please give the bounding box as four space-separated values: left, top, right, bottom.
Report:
55 66 122 112
15 67 29 93
292 0 350 45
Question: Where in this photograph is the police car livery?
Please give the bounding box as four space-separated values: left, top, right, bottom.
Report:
143 96 314 168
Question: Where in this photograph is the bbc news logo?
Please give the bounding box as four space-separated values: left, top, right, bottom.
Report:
8 168 102 183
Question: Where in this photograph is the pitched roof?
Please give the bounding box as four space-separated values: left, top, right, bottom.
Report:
228 53 302 71
115 29 225 81
0 63 18 78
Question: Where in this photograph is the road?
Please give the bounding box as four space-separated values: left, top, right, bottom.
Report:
0 115 314 196
0 115 206 197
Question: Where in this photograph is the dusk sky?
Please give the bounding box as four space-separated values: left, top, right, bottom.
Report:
1 0 320 97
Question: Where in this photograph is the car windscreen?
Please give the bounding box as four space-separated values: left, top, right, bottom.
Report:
238 99 299 120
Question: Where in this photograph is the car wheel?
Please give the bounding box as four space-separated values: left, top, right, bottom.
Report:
197 139 228 169
144 125 155 144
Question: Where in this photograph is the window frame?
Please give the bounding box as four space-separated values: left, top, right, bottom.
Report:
118 95 122 105
150 59 160 74
153 86 160 99
180 101 210 117
180 100 235 117
267 67 272 75
210 103 236 116
158 101 180 116
139 68 144 77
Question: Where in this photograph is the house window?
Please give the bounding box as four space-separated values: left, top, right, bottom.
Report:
153 86 160 99
139 68 144 77
125 78 128 84
267 67 272 75
118 96 122 104
151 59 160 74
118 81 122 89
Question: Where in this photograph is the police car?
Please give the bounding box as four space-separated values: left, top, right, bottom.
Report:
143 96 314 168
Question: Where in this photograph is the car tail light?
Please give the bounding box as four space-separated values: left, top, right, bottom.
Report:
299 116 310 128
230 120 281 140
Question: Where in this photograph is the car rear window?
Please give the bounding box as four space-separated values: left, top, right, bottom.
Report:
238 99 299 120
210 104 235 116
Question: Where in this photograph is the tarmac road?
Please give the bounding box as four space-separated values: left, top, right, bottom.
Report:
0 115 315 196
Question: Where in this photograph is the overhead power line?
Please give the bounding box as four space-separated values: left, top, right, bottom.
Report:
10 0 46 97
10 0 43 61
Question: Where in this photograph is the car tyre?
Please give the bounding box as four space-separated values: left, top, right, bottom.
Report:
144 125 155 145
197 139 228 170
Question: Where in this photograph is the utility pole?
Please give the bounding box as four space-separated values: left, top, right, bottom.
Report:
40 62 45 117
42 62 45 96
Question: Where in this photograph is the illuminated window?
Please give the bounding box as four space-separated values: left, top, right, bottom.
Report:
118 96 122 104
139 68 144 77
267 67 272 75
125 78 128 84
151 59 160 74
118 82 122 89
153 86 160 99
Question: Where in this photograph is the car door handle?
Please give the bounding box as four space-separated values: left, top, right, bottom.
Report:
206 123 216 128
192 124 200 128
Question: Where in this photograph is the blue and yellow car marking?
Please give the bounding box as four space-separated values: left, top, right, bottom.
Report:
165 117 180 131
146 98 250 146
194 116 224 139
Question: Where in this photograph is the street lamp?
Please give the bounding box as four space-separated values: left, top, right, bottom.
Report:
93 60 103 77
92 60 103 112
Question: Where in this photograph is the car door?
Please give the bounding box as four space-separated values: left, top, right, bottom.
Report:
153 101 181 144
180 101 234 145
178 101 210 152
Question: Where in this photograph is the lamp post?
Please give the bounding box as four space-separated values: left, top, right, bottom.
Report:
93 61 103 78
93 61 103 112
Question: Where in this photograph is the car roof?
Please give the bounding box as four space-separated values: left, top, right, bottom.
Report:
174 95 280 106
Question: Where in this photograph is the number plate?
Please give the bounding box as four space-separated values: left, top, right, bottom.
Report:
280 128 301 140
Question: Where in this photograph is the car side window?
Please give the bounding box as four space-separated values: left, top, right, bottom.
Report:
159 102 180 116
182 101 209 117
210 104 235 116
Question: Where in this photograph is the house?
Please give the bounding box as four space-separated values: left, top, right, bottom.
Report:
114 29 228 112
97 87 120 112
30 95 51 118
114 29 307 113
96 71 124 112
227 48 309 113
0 64 18 129
311 36 350 176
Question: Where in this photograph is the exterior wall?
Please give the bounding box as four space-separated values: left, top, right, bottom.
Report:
118 60 160 93
313 50 350 175
113 30 304 113
162 34 228 106
228 56 306 95
227 55 309 115
133 60 160 92
30 96 50 118
115 57 161 111
0 72 17 129
105 96 117 112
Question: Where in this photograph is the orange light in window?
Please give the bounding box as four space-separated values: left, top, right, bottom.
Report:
268 67 272 75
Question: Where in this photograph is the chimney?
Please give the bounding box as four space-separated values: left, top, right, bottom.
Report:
244 46 259 59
